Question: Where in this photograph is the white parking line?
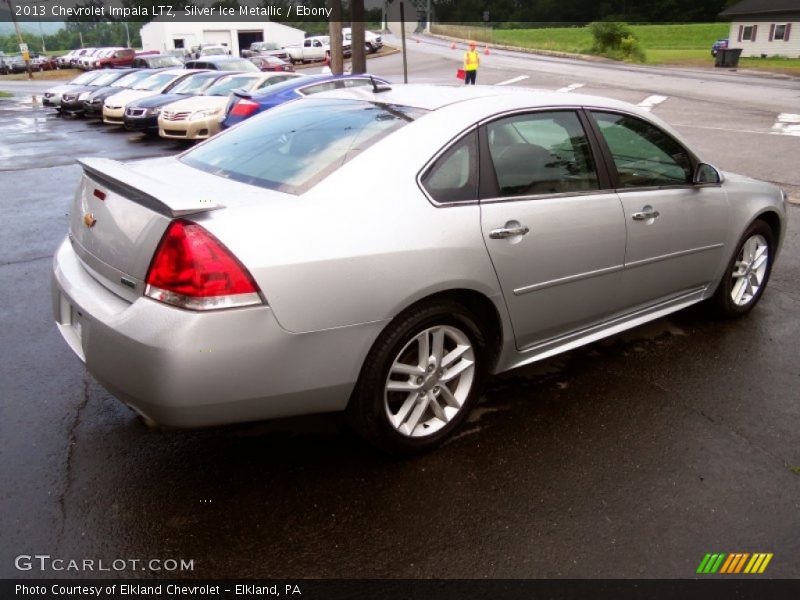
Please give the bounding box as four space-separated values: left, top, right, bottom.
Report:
771 113 800 137
557 83 584 93
495 75 530 86
637 95 668 111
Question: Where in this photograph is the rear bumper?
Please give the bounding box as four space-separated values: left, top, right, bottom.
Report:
51 237 379 428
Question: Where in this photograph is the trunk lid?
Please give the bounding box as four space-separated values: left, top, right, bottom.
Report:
69 157 225 302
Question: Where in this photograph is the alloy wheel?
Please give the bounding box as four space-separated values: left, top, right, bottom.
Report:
730 234 769 307
384 325 476 438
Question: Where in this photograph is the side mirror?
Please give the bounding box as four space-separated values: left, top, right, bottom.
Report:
694 163 723 185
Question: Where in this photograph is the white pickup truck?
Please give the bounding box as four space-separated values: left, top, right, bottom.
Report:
343 28 383 54
286 35 352 64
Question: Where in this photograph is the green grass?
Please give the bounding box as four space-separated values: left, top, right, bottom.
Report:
433 23 800 74
0 68 79 81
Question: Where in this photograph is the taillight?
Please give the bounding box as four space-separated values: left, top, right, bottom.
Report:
230 99 259 118
144 219 263 311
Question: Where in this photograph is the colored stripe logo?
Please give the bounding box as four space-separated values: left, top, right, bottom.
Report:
696 553 773 574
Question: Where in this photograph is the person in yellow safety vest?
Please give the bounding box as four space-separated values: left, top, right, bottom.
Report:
464 41 480 85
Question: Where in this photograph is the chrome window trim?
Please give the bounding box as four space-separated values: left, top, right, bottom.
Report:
480 188 618 205
416 124 480 208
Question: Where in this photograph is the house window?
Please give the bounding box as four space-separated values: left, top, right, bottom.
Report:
743 25 754 41
774 24 786 40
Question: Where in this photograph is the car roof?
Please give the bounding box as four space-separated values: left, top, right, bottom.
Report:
249 72 385 98
314 83 642 114
312 83 691 146
192 56 245 64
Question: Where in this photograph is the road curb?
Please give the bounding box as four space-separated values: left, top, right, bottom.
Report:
293 45 400 71
425 33 612 63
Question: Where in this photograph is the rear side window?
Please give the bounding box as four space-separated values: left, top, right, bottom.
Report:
420 131 478 204
592 111 692 188
299 81 339 95
182 99 427 194
486 111 599 197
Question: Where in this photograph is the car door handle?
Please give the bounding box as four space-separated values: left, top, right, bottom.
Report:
631 207 660 221
490 225 530 239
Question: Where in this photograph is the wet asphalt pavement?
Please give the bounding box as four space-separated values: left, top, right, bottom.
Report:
1 55 799 580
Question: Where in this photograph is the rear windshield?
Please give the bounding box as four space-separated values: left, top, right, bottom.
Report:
205 74 260 96
145 56 182 68
181 98 427 194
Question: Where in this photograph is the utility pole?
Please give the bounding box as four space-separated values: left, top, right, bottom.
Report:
328 0 344 75
5 0 33 79
400 1 408 83
426 0 431 33
351 0 366 74
124 22 131 49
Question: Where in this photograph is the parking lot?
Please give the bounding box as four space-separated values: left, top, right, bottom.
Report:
1 36 799 579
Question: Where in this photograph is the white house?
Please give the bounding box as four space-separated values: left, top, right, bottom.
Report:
140 20 305 57
720 0 799 58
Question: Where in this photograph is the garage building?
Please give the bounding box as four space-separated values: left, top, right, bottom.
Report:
140 20 305 57
720 0 799 58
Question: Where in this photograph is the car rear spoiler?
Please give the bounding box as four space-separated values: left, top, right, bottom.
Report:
232 88 252 99
78 157 225 218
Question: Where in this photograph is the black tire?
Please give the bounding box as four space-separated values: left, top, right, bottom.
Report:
347 300 487 455
708 220 775 318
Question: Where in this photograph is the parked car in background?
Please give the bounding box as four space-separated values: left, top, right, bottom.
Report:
248 55 294 72
123 70 229 134
42 70 107 107
286 35 353 64
241 41 288 60
711 39 729 56
221 73 389 128
93 48 136 69
184 56 259 71
197 45 230 58
167 49 190 63
69 48 95 67
132 54 184 69
343 27 383 53
78 48 107 70
83 69 155 118
51 85 787 453
6 54 41 73
103 68 204 125
56 50 77 68
159 71 303 141
59 69 137 115
31 53 57 71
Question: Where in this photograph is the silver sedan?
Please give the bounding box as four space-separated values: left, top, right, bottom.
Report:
52 84 787 454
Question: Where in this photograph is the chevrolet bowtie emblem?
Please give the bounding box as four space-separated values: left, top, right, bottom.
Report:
83 213 97 228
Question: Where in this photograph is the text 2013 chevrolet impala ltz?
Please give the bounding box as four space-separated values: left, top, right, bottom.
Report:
52 84 787 454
